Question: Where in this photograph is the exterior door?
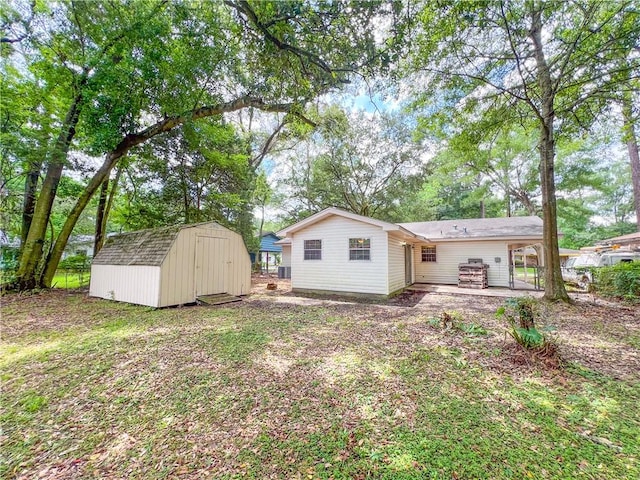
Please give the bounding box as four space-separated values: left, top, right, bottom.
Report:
404 244 413 285
195 236 228 296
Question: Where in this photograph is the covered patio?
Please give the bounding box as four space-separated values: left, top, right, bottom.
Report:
408 281 543 298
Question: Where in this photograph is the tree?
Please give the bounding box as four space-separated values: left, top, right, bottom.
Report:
410 0 639 301
278 108 426 222
620 71 640 229
7 0 405 290
253 170 271 271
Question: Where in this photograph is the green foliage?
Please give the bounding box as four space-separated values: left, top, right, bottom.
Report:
0 246 20 284
58 254 90 272
594 262 640 302
496 297 546 349
277 107 427 222
111 119 253 232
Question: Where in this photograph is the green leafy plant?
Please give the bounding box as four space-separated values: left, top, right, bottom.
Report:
458 322 488 336
496 297 545 349
433 311 488 337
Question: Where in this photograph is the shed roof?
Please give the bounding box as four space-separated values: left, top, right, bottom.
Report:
92 223 219 266
399 216 543 241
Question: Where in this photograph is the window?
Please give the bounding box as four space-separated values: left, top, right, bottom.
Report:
421 245 436 262
304 240 322 260
349 238 371 261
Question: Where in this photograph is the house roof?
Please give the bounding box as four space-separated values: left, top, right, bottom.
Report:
276 208 544 243
92 222 219 266
259 232 282 252
277 207 425 240
596 231 640 246
399 216 543 241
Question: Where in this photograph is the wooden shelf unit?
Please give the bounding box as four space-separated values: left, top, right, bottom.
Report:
458 263 488 289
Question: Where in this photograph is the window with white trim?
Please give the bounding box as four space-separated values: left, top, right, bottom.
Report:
349 238 371 261
421 245 436 262
304 240 322 260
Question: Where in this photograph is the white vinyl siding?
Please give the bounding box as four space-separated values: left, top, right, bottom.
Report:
281 245 291 267
387 235 409 293
413 241 509 287
290 215 389 295
90 265 161 307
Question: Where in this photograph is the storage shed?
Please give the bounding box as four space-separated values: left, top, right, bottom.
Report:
90 222 251 307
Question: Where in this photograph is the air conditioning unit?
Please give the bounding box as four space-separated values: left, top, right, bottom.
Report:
278 266 291 279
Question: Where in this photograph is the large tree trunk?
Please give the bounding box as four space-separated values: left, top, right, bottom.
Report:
530 8 570 303
100 166 122 251
16 93 83 289
93 166 122 256
37 96 296 288
41 149 124 287
621 93 640 230
20 158 43 248
94 177 110 255
538 118 569 301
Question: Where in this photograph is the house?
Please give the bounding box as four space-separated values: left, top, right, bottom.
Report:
276 207 544 297
63 234 95 259
596 231 640 251
90 222 251 307
250 232 282 273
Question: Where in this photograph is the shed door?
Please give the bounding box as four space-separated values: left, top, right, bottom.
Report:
195 236 228 296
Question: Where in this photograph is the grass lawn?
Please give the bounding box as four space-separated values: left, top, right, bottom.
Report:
50 271 91 289
1 286 639 479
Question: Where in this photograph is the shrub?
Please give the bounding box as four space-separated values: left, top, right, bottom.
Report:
593 261 640 302
496 297 545 349
58 254 90 271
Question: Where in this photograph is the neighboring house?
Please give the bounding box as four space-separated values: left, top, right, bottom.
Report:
596 231 640 251
250 232 282 273
90 222 251 307
276 207 545 297
63 234 95 259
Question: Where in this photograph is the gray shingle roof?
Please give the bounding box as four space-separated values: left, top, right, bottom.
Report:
399 216 543 240
92 224 185 266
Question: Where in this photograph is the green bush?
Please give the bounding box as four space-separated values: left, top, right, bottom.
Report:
58 254 90 271
0 247 19 285
594 261 640 302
